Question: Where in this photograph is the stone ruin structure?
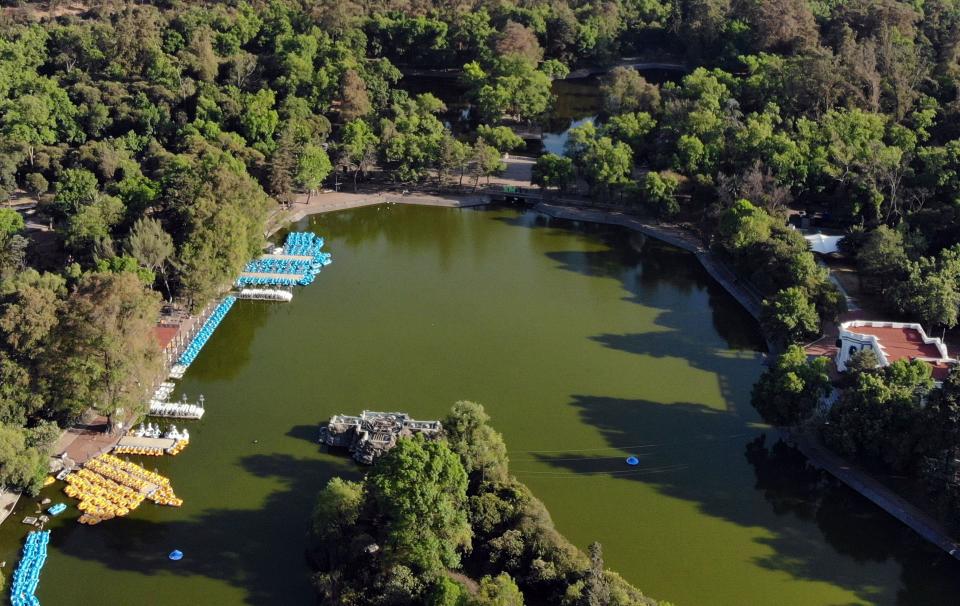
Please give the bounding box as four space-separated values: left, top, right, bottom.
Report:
319 410 443 464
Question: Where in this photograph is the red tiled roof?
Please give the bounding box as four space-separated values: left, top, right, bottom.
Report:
153 325 178 350
849 326 943 361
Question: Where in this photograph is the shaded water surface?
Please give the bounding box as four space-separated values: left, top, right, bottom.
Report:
3 205 959 605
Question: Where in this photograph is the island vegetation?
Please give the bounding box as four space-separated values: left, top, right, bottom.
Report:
310 401 668 606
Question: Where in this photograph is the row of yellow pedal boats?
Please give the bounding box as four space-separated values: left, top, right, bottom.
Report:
113 438 190 457
63 454 183 523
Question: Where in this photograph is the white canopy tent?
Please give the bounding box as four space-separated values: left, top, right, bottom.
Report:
804 233 844 255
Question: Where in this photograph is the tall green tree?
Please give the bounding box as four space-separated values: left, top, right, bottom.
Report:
0 424 49 495
600 67 661 114
366 436 472 577
296 144 332 202
43 271 161 427
823 360 934 471
126 217 175 300
751 345 831 426
464 56 554 122
379 93 447 182
53 168 99 216
472 573 525 606
641 171 680 217
717 199 772 252
532 154 574 195
338 118 378 191
476 125 524 155
581 137 633 199
761 287 820 346
443 400 509 484
856 225 907 291
472 141 505 188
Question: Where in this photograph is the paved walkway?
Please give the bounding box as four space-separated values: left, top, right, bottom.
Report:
52 415 121 467
785 429 960 561
0 488 21 526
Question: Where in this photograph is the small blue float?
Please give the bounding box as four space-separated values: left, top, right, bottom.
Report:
169 550 184 561
625 456 639 466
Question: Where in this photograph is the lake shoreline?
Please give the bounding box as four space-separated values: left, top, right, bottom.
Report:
274 190 960 565
272 191 764 323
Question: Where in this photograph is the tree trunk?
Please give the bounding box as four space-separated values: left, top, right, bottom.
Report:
159 267 173 302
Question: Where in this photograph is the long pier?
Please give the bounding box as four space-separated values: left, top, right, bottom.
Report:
785 429 960 561
259 253 314 262
239 271 306 282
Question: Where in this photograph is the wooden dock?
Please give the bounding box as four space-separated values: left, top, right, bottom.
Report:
259 253 314 262
116 436 178 450
239 271 305 281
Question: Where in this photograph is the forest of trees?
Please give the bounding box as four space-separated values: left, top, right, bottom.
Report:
2 0 960 589
310 401 667 606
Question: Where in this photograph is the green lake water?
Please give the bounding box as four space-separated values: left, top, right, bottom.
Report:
4 204 960 605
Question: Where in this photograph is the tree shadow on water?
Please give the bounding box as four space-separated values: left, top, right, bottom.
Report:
496 210 712 292
287 424 322 444
52 452 358 604
746 436 960 606
531 393 960 606
494 210 765 352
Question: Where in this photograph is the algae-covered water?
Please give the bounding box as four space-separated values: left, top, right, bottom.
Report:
3 204 959 605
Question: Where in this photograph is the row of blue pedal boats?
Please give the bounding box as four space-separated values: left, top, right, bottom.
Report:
10 530 49 606
284 232 326 257
177 296 237 368
237 274 315 287
180 233 329 368
236 231 332 287
243 258 321 274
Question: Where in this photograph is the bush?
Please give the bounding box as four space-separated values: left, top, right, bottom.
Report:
24 172 48 195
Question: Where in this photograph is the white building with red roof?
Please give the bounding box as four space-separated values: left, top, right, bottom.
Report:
836 320 955 383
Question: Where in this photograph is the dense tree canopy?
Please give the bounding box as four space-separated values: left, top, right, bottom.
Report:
309 403 664 605
751 345 831 426
3 0 960 574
